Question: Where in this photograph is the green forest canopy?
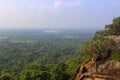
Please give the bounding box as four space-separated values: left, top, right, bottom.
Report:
0 16 120 80
0 30 92 80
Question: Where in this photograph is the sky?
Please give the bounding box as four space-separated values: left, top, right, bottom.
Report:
0 0 120 30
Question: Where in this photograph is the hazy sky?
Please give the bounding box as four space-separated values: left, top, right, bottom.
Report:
0 0 120 29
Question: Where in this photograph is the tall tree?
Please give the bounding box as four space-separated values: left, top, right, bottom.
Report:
51 63 69 80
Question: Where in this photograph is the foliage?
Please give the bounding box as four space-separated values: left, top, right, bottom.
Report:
85 38 116 61
113 16 120 25
20 63 51 80
0 17 120 80
51 63 69 80
0 30 92 80
90 17 120 61
111 50 120 61
0 74 14 80
65 46 91 76
94 16 120 38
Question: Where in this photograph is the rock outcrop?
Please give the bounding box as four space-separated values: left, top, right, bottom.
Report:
104 35 120 48
72 59 120 80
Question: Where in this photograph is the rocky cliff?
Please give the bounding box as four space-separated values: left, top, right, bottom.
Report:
72 16 120 80
72 59 120 80
72 35 120 80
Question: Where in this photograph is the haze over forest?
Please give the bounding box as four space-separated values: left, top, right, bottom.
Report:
1 0 120 80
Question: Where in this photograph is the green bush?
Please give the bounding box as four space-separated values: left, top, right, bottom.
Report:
83 39 115 61
111 50 120 61
0 74 14 80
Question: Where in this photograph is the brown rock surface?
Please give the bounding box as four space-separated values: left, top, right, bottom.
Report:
72 60 120 80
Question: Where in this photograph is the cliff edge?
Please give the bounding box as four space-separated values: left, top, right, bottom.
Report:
72 59 120 80
73 16 120 80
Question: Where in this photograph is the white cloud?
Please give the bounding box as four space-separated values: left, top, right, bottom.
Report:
53 0 81 9
54 0 63 8
65 0 81 8
27 0 81 11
